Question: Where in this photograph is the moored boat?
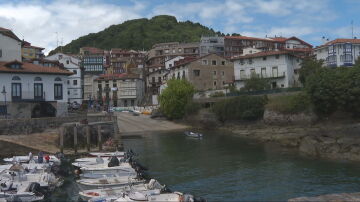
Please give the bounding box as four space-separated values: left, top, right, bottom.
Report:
113 191 195 202
184 131 203 138
76 176 145 190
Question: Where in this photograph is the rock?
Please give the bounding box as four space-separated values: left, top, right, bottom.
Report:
263 109 317 125
299 136 318 156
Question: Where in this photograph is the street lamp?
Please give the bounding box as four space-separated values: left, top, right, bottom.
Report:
1 86 7 119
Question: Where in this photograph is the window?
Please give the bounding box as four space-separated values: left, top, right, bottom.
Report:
152 77 155 83
250 69 255 75
275 55 280 59
73 70 77 74
54 84 63 100
193 70 200 76
0 49 2 58
131 100 135 106
34 77 42 81
11 83 21 99
12 76 21 81
221 71 225 76
248 59 253 64
240 59 244 65
172 49 176 53
178 48 182 52
165 49 169 54
158 77 162 83
34 83 43 98
213 71 217 75
55 77 62 81
202 60 208 65
67 80 70 84
261 68 266 77
182 71 185 79
221 61 226 65
240 70 245 79
272 66 278 77
213 81 217 86
263 56 267 60
212 60 217 65
73 80 77 85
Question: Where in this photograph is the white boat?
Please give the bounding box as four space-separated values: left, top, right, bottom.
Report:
0 182 44 202
72 157 124 168
89 152 125 157
184 131 203 138
3 155 61 165
76 176 145 190
114 192 194 202
79 172 137 179
79 179 164 201
80 163 137 175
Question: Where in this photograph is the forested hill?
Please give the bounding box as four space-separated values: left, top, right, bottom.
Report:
49 15 227 55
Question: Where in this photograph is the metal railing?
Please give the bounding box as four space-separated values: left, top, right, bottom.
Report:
238 72 286 81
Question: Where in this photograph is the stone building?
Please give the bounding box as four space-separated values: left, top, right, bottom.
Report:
199 36 224 56
94 73 144 107
168 54 234 91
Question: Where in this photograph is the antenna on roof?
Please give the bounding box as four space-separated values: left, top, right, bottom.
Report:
55 32 59 48
60 37 63 53
351 20 354 39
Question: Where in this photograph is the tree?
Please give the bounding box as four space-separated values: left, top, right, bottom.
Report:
243 73 270 91
299 57 323 85
159 79 195 119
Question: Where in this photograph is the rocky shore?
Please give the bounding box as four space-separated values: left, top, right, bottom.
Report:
220 121 360 162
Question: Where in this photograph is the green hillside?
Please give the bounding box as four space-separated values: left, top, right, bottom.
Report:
50 15 226 55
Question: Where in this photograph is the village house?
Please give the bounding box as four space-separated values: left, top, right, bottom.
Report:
232 50 302 90
314 38 360 67
0 27 22 62
146 69 169 95
46 53 83 104
146 42 199 72
21 41 45 62
199 36 224 56
107 49 145 74
168 54 234 91
94 74 144 107
224 36 312 57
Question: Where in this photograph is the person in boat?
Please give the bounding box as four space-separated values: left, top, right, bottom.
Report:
38 151 44 163
108 155 120 167
45 154 50 163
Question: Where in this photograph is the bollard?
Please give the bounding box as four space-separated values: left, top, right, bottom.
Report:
59 127 65 153
86 125 90 152
74 125 78 154
97 125 102 151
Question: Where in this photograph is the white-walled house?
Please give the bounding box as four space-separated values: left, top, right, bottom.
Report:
46 53 83 104
0 27 22 62
232 50 302 89
0 61 72 118
164 56 184 69
314 38 360 67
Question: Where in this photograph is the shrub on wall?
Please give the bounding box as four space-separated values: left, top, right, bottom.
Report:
266 92 311 114
211 95 268 122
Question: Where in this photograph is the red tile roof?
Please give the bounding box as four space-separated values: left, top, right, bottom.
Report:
315 38 360 49
225 35 271 41
0 61 72 75
81 47 104 54
231 50 291 60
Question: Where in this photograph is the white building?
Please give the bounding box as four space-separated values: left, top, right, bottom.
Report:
232 50 302 89
46 53 83 104
164 56 184 69
0 60 72 118
314 38 360 67
0 27 22 62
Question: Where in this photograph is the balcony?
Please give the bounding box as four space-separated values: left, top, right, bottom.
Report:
12 91 45 102
237 72 286 81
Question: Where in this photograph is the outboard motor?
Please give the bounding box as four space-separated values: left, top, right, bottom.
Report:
108 156 120 167
28 182 43 196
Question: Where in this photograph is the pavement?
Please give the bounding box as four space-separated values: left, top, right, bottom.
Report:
116 112 189 135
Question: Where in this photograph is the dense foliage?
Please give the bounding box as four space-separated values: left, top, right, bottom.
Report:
212 95 268 122
266 92 311 114
49 15 225 55
243 74 271 91
298 57 323 85
305 65 360 117
159 79 195 119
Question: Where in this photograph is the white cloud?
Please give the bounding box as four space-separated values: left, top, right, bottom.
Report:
0 0 145 54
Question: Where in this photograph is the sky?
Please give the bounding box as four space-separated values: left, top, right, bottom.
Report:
0 0 359 54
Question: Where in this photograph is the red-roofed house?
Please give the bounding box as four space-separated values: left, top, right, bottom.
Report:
314 38 360 67
21 41 45 61
231 50 303 89
224 35 312 57
0 27 22 62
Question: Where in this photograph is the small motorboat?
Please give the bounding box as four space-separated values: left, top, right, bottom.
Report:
113 191 195 202
3 155 61 165
76 176 145 190
0 182 44 202
184 131 203 138
89 152 125 158
79 179 164 201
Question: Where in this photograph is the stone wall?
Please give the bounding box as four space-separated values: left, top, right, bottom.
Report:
0 115 116 135
263 109 317 125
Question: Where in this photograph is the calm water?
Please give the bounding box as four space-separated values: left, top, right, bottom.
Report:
2 130 360 201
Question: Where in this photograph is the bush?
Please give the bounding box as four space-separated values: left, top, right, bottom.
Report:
266 92 311 114
211 95 268 122
184 101 202 116
159 79 195 119
210 91 225 97
244 74 271 91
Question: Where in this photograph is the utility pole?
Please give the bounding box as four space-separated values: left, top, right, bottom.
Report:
351 20 354 39
55 32 59 47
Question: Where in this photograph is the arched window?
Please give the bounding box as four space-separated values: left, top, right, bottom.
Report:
55 77 62 81
34 77 42 81
12 76 21 80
